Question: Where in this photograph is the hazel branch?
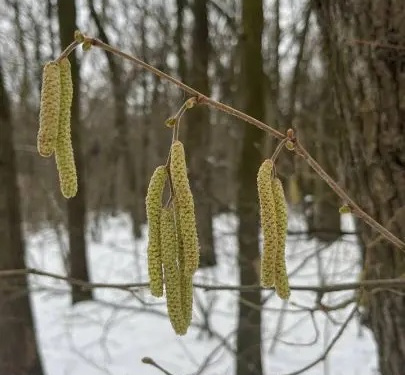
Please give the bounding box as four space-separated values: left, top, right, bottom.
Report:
294 141 405 250
60 32 404 251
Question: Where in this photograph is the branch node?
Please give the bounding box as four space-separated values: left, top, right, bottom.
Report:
165 117 176 128
339 204 352 214
74 30 85 43
185 97 197 109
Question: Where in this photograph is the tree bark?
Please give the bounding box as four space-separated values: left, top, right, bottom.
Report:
236 1 265 374
57 0 93 303
0 61 44 375
185 0 216 267
315 2 405 374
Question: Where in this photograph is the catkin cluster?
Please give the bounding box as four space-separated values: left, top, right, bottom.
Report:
37 58 77 198
257 159 290 299
145 143 199 335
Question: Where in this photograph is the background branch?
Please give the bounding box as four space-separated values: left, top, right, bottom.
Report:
2 268 405 293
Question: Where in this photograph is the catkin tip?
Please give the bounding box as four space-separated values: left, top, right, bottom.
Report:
160 207 188 335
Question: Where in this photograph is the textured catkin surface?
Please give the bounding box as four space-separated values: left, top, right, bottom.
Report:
160 207 188 335
175 204 193 328
257 159 278 287
272 177 290 299
38 62 61 157
145 165 167 297
55 58 77 198
170 141 200 274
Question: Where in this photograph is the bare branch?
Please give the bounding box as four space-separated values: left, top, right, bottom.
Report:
142 357 175 375
2 268 405 293
50 33 405 250
281 306 357 375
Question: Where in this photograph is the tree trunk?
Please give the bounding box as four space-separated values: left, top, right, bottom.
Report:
236 1 265 374
0 61 44 375
57 0 93 303
185 0 216 267
315 2 405 374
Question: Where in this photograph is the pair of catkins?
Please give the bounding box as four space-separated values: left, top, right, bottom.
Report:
37 58 77 198
257 159 290 299
146 141 199 335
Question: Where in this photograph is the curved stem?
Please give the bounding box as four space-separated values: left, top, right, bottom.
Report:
54 41 79 63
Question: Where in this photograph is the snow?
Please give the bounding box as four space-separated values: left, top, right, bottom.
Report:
26 212 378 375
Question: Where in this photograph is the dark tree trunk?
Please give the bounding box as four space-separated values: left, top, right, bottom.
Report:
185 0 216 267
57 0 93 303
315 2 405 374
0 62 44 375
236 1 265 374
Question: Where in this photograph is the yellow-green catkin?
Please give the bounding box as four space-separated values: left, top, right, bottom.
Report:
175 204 193 329
145 165 167 297
38 62 61 157
160 207 187 335
272 177 290 299
55 58 77 198
257 159 278 287
170 141 200 274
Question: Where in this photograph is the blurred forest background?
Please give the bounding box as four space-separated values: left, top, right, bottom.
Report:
1 0 405 375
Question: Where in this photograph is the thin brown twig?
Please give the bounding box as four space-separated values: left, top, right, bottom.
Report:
294 141 405 250
281 306 357 375
271 138 288 162
89 37 285 140
3 268 405 293
55 41 79 63
56 33 405 251
141 357 175 375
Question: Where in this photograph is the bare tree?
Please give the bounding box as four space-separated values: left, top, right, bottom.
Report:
185 0 216 267
57 0 93 303
315 1 405 374
236 1 265 374
0 60 43 375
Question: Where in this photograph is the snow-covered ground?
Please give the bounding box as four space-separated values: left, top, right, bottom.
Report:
26 212 378 375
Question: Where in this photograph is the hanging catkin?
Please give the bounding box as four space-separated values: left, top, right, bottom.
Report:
160 207 188 335
257 159 278 287
38 62 61 157
175 203 193 329
55 58 77 198
272 177 290 299
170 141 200 274
145 165 167 297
